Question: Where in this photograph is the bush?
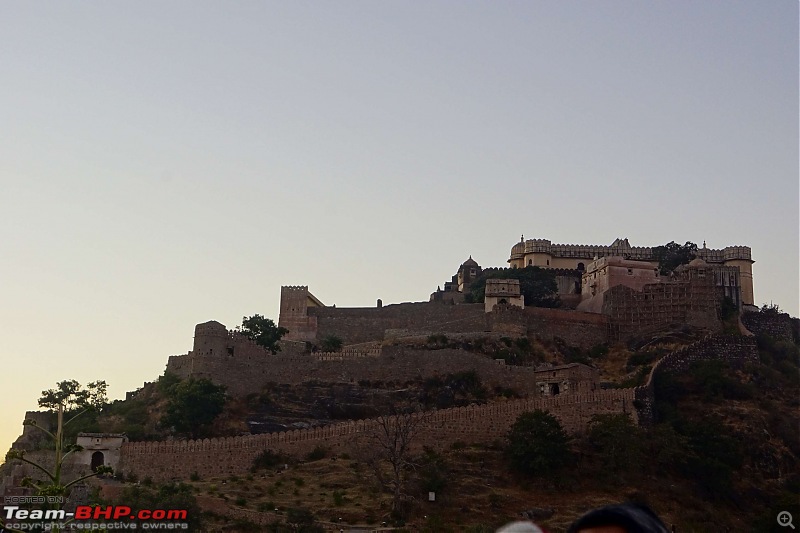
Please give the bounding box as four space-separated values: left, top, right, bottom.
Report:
319 335 343 352
427 334 449 346
506 410 572 477
253 449 289 471
305 446 327 462
587 414 644 480
588 344 610 359
626 352 656 368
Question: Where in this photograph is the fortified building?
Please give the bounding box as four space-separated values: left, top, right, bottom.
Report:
507 236 754 307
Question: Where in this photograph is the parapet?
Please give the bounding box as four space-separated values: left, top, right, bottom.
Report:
194 321 227 338
485 279 521 297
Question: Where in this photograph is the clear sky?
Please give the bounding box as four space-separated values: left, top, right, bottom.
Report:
1 1 797 460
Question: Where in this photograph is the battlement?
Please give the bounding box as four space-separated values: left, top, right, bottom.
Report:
282 285 309 291
511 237 751 264
509 236 755 305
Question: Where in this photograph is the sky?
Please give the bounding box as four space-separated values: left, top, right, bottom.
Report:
1 1 797 460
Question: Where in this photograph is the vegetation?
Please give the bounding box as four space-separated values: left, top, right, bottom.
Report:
3 380 111 533
160 377 227 439
319 334 344 352
586 414 643 480
760 302 783 315
238 314 288 354
652 240 698 274
362 404 426 520
112 482 203 530
505 410 572 477
466 266 559 307
420 370 488 409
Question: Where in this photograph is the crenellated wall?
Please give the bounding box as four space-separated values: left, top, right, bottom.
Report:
632 335 759 424
741 311 798 342
168 344 562 397
118 389 636 482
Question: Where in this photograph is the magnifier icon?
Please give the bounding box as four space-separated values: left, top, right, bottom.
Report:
778 511 795 529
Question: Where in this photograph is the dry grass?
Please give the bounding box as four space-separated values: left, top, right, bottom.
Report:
186 443 700 532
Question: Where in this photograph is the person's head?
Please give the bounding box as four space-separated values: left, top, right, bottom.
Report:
568 502 668 533
495 521 547 533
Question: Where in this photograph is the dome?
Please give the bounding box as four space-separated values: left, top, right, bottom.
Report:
511 241 525 254
462 256 479 268
688 257 708 267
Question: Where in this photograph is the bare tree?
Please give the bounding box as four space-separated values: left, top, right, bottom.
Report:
361 403 427 520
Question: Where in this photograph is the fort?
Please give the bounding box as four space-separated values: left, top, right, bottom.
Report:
4 235 789 489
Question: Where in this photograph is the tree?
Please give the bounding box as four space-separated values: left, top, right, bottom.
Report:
760 302 782 315
652 241 698 274
238 314 288 354
161 378 227 439
506 410 572 477
361 404 427 520
3 380 111 533
319 334 343 352
587 413 644 480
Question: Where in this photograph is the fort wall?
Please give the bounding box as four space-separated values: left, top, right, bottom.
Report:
741 311 798 343
632 335 759 424
279 286 321 342
118 389 636 482
168 345 552 397
603 278 720 339
310 303 488 344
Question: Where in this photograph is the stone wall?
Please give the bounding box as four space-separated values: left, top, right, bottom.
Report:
118 389 636 482
490 306 609 348
279 286 320 342
741 311 798 342
168 345 557 397
310 303 488 344
603 278 720 339
632 335 759 424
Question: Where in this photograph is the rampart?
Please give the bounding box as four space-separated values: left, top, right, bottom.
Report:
632 335 759 424
118 389 636 482
168 345 556 397
741 311 798 342
513 238 752 263
310 302 489 344
490 306 609 348
603 278 720 339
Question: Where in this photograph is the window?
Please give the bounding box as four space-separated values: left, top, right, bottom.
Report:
528 259 532 266
577 262 585 271
627 268 633 275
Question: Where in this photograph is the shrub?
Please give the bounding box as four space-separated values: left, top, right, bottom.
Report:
319 335 344 352
626 352 656 368
587 414 644 479
506 410 572 477
253 449 288 471
306 446 327 462
427 334 449 346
